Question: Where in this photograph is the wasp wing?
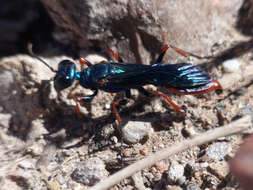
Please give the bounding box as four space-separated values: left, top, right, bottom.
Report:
105 63 212 88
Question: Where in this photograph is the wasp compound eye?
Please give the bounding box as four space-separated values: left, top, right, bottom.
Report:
54 60 76 90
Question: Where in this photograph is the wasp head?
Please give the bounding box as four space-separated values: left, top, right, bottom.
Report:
28 44 77 90
54 60 76 90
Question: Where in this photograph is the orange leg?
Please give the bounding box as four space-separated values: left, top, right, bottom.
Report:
73 90 98 116
75 97 82 116
155 44 212 64
161 44 169 53
155 45 169 63
166 80 222 95
108 48 123 62
68 92 82 116
169 45 191 57
79 57 92 70
169 45 212 59
152 91 185 114
112 101 122 124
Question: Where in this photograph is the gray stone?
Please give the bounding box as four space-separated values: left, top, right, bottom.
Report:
0 113 11 128
71 157 108 185
206 142 229 160
177 176 186 186
122 121 151 144
208 161 230 180
167 161 185 183
18 160 34 169
186 183 201 190
222 59 241 73
132 172 148 190
41 0 245 64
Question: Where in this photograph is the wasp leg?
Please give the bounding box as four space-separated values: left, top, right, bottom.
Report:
152 91 185 114
154 45 169 64
79 57 93 70
138 87 184 113
112 99 128 124
74 90 98 115
112 90 131 124
108 48 124 62
165 80 222 95
169 45 212 59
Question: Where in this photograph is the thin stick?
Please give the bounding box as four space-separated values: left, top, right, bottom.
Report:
90 115 252 190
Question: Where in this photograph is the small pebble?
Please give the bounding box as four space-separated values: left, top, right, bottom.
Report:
177 176 186 185
167 161 185 183
145 172 154 181
28 119 48 140
0 113 11 128
110 136 118 144
122 121 151 144
56 175 66 185
199 162 209 168
18 160 34 169
239 106 253 121
150 167 157 175
140 148 148 156
123 150 131 157
153 172 162 181
215 103 226 112
203 174 219 188
105 103 111 109
132 172 146 190
71 157 108 185
183 125 197 138
206 142 229 160
158 143 165 149
166 185 183 190
208 161 229 180
155 160 168 173
26 144 43 156
193 171 201 180
225 135 237 141
186 183 201 190
222 59 241 73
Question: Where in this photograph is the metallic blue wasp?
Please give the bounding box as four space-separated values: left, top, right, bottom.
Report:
28 44 221 123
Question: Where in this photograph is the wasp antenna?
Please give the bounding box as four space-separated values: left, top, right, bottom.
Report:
27 43 57 73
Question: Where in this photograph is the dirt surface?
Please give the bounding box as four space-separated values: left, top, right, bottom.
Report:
0 1 253 190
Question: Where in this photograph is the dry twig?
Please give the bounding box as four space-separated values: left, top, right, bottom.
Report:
90 115 252 190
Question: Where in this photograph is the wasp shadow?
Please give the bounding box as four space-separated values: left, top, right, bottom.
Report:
200 0 253 70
